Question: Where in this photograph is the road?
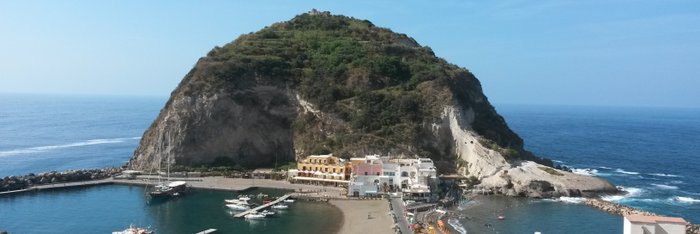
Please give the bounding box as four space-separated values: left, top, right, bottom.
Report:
390 196 412 234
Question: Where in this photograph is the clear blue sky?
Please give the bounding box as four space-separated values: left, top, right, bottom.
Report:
1 1 699 108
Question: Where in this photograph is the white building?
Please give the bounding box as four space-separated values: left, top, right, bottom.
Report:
623 214 687 234
347 155 438 200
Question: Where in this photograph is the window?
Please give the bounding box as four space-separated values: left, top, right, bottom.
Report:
340 169 343 173
376 172 380 175
364 172 368 176
333 168 336 173
302 166 307 171
402 172 408 177
325 168 328 172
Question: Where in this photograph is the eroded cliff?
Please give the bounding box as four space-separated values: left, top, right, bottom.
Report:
128 10 615 197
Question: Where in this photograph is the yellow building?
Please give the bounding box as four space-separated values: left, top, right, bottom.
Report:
293 154 351 187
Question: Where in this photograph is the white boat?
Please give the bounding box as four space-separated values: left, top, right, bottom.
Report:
112 224 154 234
149 131 187 198
261 210 276 216
271 204 288 209
244 213 266 219
238 195 251 201
225 199 249 205
226 204 250 211
283 199 295 203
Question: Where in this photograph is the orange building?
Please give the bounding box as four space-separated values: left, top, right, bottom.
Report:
293 154 351 187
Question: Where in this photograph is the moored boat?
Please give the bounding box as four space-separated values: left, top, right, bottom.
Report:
112 224 154 234
149 181 187 197
244 213 266 219
226 203 250 211
271 204 288 209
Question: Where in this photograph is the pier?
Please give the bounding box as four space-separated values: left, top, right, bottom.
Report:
233 194 292 218
0 178 114 195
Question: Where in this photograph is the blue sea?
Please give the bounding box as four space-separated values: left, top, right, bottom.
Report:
1 94 699 233
499 104 700 223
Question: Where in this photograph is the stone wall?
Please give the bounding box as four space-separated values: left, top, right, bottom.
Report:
584 198 699 234
0 168 120 192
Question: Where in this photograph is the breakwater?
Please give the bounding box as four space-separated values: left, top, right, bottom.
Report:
0 168 120 193
584 198 700 234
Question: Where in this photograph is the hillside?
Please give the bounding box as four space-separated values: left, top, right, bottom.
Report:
128 10 616 197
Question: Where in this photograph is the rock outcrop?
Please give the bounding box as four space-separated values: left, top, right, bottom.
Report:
128 10 615 197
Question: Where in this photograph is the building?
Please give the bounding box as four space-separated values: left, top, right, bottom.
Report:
347 155 438 200
291 154 351 187
623 214 687 234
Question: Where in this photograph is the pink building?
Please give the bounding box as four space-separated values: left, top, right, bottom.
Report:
353 163 382 176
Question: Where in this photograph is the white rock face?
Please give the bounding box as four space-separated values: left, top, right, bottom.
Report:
442 106 616 197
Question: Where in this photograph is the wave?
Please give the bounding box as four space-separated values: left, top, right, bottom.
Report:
448 218 467 234
614 169 640 175
670 196 700 204
602 186 644 202
649 173 682 178
572 168 598 176
598 166 612 170
650 184 679 190
0 137 141 157
557 197 586 204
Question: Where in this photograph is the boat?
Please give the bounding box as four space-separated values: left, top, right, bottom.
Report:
283 199 295 203
149 131 187 198
225 198 250 205
149 181 187 197
237 195 251 201
261 210 276 216
226 203 250 211
497 215 505 220
112 224 154 234
271 204 288 209
244 213 266 219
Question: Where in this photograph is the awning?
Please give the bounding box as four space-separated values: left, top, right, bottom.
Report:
293 176 350 184
365 190 377 193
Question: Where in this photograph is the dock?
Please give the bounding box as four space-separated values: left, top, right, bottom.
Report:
233 194 292 218
0 179 114 195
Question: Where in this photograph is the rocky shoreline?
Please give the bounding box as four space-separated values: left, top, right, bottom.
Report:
584 198 699 234
0 168 120 192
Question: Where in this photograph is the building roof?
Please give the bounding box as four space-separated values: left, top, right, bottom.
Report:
252 168 274 173
624 214 688 225
308 154 334 158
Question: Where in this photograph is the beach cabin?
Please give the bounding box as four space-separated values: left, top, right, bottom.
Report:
623 214 687 234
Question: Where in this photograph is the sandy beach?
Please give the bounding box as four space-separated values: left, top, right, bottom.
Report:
331 199 394 234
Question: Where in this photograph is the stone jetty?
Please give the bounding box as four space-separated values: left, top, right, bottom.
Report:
0 168 120 192
584 198 699 234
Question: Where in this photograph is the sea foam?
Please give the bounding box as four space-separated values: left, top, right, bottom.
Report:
557 197 586 204
615 169 640 175
572 168 598 176
649 173 682 178
671 196 700 204
651 184 679 190
602 186 644 202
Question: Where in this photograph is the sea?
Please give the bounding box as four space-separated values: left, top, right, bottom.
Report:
1 94 699 233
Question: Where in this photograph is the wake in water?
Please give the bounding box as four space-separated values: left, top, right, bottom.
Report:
0 137 141 157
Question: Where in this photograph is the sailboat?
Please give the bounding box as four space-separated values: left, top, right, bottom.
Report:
149 130 187 198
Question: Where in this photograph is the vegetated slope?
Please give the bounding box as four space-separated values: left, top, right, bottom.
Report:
129 11 616 197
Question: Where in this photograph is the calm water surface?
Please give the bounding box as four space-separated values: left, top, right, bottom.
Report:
0 185 342 234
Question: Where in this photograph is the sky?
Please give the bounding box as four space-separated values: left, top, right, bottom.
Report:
1 1 699 108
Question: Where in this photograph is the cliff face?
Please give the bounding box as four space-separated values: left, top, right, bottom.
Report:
128 11 615 197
